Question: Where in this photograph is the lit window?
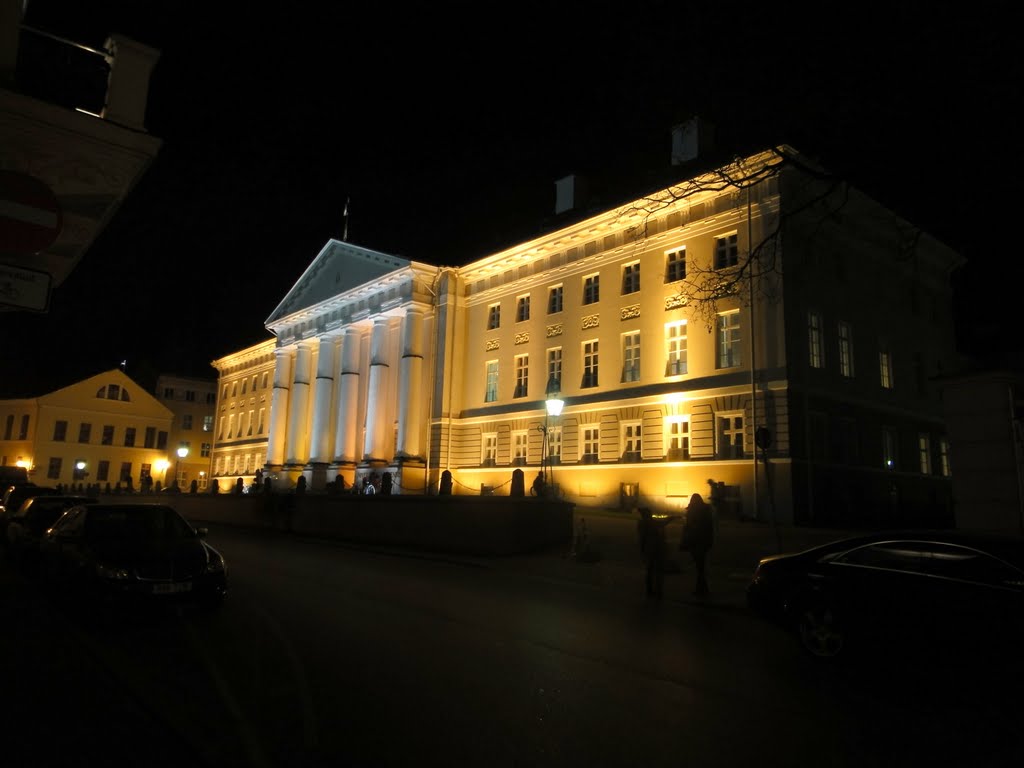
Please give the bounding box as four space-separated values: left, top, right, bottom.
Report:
622 423 642 459
621 262 640 294
918 433 931 474
665 247 686 283
482 433 497 465
666 320 687 376
485 360 499 403
583 274 600 305
880 349 893 389
717 311 741 369
487 304 501 330
666 417 690 460
548 427 561 462
808 311 824 369
622 332 641 382
714 233 739 269
583 426 600 462
582 340 599 388
838 321 854 378
939 438 951 477
513 431 528 465
514 354 529 398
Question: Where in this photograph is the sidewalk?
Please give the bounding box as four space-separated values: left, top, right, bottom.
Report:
487 508 858 610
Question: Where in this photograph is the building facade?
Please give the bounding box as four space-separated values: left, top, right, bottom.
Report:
222 145 964 526
0 368 173 490
210 339 276 493
154 373 218 491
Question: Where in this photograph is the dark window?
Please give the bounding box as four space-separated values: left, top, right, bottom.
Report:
157 431 168 450
102 426 114 445
548 286 563 314
124 427 136 447
47 457 62 479
119 462 132 482
78 423 91 443
19 415 29 439
144 426 156 448
53 421 67 441
3 415 12 440
97 460 110 482
186 390 196 402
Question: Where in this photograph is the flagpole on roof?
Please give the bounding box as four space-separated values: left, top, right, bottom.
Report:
342 197 350 242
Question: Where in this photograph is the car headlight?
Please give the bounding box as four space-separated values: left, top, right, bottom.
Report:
95 563 130 580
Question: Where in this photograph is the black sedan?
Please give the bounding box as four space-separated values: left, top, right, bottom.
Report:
39 502 228 609
746 529 1024 664
5 494 98 570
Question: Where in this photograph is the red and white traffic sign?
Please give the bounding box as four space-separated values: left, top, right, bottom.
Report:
0 170 63 255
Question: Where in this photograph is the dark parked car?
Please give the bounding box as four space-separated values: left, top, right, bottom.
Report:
39 502 228 609
5 494 99 570
746 530 1024 664
0 484 59 542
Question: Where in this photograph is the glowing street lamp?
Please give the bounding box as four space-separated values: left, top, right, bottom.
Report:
538 376 564 495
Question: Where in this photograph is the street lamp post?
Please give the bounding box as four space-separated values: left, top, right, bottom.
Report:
539 376 564 496
175 446 189 491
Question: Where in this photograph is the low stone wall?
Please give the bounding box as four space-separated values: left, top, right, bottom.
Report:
103 492 575 556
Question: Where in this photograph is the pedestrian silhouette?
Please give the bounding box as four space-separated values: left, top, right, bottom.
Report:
531 472 545 497
680 493 714 596
637 507 667 597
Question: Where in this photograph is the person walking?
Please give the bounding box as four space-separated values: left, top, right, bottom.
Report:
680 492 714 596
637 507 667 597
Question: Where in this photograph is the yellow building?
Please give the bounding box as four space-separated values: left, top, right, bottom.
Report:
0 368 173 490
219 142 964 526
210 339 276 493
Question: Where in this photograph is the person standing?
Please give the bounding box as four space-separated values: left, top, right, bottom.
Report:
637 507 667 597
680 493 714 596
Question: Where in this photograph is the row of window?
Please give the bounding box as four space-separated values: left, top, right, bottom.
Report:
50 421 170 449
484 237 738 330
478 418 952 476
162 386 217 404
2 414 30 441
483 312 741 402
807 312 898 391
218 409 266 440
223 372 270 401
213 452 265 477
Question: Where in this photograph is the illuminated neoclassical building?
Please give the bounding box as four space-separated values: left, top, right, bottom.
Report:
214 142 964 525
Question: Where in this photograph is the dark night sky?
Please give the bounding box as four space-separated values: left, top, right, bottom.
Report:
3 1 1021 396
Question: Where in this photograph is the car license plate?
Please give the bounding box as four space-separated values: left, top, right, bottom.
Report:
152 581 192 594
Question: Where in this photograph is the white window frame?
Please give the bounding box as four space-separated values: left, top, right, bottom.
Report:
622 331 641 382
548 285 563 314
512 430 528 465
514 354 529 399
582 339 599 388
548 426 562 462
547 347 562 388
485 360 499 403
516 294 530 323
621 261 640 294
622 422 642 459
717 310 741 369
666 320 687 376
665 247 686 283
665 416 690 460
487 303 501 330
717 413 745 459
714 232 739 269
582 426 600 462
583 273 600 305
482 433 498 465
939 437 951 477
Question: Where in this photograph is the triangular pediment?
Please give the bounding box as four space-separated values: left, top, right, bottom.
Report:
266 240 409 326
37 369 172 418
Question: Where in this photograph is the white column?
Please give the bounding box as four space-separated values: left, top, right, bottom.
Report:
363 318 390 461
396 308 425 459
284 341 313 465
334 326 362 463
309 335 337 463
265 348 294 467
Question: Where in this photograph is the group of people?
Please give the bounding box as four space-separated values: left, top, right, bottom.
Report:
637 492 714 598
